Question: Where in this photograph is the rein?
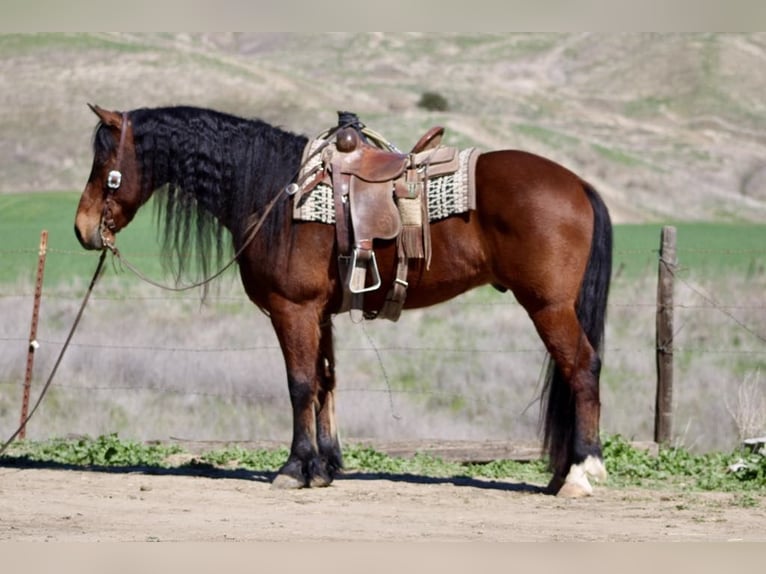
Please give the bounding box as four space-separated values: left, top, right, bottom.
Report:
0 250 108 455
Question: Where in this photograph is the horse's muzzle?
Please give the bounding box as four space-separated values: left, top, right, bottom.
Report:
74 221 104 250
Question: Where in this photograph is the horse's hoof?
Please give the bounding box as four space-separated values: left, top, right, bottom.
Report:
552 455 607 498
307 460 335 488
309 474 332 488
271 473 306 490
583 455 608 482
556 481 593 498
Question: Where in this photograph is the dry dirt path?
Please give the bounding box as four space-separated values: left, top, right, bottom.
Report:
1 465 764 542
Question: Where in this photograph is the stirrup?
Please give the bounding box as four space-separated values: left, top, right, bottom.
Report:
348 248 382 294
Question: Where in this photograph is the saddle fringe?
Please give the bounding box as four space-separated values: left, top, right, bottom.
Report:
397 195 431 269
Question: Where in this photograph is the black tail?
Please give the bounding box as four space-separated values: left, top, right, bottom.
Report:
541 182 612 473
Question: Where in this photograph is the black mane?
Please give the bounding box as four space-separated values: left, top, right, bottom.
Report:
94 106 308 284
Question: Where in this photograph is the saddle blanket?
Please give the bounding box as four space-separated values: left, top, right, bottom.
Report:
292 145 479 224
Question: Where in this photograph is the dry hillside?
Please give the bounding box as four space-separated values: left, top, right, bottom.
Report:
1 32 766 222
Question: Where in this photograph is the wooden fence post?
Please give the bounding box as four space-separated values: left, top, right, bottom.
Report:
19 229 48 440
655 226 676 444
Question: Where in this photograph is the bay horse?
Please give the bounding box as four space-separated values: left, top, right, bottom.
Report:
74 105 612 498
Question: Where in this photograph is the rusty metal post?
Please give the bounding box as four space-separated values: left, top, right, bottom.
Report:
19 230 48 440
655 226 676 444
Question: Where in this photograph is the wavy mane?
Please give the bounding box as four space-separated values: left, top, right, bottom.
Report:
94 106 308 285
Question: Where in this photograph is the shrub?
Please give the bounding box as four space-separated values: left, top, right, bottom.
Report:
417 91 449 112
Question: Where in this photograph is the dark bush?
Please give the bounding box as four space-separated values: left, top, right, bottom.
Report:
417 91 449 112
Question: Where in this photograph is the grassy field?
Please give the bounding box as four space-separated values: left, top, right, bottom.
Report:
2 192 765 285
614 221 766 279
0 192 168 286
1 192 764 454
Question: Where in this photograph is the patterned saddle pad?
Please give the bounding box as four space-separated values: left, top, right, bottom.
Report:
292 145 479 224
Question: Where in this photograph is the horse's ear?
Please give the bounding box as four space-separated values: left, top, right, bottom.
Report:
87 103 123 129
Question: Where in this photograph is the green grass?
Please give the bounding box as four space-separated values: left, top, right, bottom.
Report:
0 192 166 286
602 435 766 492
613 222 766 279
3 433 183 468
3 193 764 287
198 444 290 470
3 434 764 493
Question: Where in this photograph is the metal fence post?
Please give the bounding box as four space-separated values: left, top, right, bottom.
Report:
19 229 48 440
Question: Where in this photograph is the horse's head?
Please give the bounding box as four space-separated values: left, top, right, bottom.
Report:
74 104 142 250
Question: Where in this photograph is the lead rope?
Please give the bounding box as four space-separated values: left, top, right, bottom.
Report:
0 250 108 456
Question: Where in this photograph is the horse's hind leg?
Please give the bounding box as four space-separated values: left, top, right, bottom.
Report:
530 304 607 498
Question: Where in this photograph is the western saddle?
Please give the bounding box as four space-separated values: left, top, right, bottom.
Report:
293 112 460 321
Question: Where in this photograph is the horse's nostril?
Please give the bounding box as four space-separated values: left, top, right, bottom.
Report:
74 222 100 250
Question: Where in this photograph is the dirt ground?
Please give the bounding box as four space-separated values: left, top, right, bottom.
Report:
1 464 765 542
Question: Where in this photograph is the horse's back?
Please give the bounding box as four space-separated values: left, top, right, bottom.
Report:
476 149 590 202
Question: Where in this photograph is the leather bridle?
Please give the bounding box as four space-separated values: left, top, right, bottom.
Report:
99 112 129 247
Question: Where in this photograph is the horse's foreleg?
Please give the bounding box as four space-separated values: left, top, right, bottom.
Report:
315 320 343 482
270 304 332 489
531 304 607 498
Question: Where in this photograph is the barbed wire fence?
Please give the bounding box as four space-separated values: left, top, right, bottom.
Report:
0 229 764 453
